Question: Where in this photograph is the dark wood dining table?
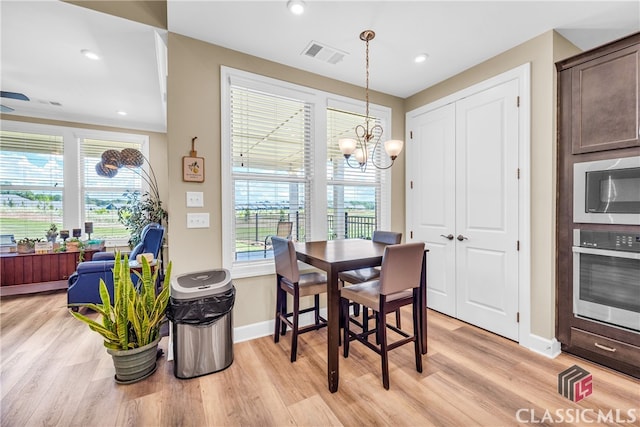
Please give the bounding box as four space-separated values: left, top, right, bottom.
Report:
294 239 428 393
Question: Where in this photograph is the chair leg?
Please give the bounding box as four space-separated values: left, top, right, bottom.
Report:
413 293 423 373
274 284 282 343
314 294 320 326
280 292 288 336
395 309 402 329
342 297 350 358
290 287 300 363
362 306 369 338
379 307 390 390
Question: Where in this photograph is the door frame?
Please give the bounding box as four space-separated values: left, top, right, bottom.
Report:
406 63 546 354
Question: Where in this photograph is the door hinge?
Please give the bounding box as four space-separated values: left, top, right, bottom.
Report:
410 231 414 239
517 168 520 179
410 130 413 139
517 240 520 251
410 180 414 189
517 312 520 323
516 96 520 107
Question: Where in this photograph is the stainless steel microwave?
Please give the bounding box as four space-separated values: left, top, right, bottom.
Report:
574 156 640 225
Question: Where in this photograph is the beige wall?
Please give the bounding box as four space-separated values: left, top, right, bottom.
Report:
167 33 406 327
65 0 167 29
405 31 581 339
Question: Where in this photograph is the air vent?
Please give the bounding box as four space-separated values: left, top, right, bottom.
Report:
302 40 347 65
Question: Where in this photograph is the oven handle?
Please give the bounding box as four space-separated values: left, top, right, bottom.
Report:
572 246 640 260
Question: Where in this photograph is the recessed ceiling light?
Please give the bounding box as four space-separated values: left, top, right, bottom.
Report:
81 49 100 60
414 53 429 64
287 0 305 15
117 110 127 116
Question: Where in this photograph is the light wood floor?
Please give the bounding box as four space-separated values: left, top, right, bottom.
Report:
1 290 638 427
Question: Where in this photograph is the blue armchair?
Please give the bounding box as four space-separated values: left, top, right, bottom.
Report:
67 223 165 307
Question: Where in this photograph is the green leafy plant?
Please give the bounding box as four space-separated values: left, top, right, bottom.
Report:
118 190 167 248
45 223 58 242
16 237 42 248
69 253 172 350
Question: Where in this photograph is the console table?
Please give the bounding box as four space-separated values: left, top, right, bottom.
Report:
0 250 100 296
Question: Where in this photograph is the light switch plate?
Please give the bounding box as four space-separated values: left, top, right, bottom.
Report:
186 191 204 208
187 212 209 228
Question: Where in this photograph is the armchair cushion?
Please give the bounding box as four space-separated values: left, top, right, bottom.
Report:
91 251 116 262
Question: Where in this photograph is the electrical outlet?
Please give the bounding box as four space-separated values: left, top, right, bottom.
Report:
187 212 209 228
186 191 204 208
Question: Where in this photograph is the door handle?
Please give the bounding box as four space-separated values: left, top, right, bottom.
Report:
440 234 454 240
457 234 468 241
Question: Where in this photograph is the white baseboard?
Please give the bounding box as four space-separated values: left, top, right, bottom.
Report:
233 308 329 343
522 334 561 358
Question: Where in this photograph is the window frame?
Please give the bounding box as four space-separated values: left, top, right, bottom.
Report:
221 67 392 278
0 120 149 246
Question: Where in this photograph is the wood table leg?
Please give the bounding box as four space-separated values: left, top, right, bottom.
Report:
327 267 340 392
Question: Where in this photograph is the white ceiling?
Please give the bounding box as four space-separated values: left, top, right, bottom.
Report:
1 1 638 133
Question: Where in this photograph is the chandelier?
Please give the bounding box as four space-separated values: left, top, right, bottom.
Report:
338 30 404 172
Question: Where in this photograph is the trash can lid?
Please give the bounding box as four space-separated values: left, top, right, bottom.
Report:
171 268 232 299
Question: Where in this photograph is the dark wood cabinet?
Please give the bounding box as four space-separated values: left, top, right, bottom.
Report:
556 32 640 379
0 250 99 294
558 35 640 154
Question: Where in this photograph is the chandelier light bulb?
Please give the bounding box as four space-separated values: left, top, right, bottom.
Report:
338 138 357 156
384 139 404 159
354 148 366 166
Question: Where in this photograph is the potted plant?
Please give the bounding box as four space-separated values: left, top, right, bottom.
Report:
16 237 41 254
118 190 167 248
45 223 58 242
69 253 172 384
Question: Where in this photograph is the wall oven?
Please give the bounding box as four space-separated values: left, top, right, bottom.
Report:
573 229 640 332
573 156 640 225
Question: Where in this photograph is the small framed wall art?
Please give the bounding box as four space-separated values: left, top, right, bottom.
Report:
183 136 205 182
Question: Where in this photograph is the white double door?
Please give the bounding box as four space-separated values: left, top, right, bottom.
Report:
407 78 520 341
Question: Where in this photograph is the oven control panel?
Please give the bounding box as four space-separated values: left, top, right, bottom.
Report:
577 230 640 252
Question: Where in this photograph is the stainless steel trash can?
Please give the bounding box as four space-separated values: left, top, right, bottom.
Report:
168 269 235 379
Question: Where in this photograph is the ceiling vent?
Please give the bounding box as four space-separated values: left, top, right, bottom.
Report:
302 41 347 65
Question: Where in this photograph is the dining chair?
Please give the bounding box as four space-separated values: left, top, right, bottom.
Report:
264 221 293 258
272 236 327 362
339 231 402 330
340 242 425 390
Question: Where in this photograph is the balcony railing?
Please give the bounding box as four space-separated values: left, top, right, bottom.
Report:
234 211 376 260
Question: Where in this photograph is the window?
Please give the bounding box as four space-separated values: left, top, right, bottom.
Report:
0 120 148 244
327 108 386 240
0 130 64 239
81 138 145 240
230 85 312 262
222 68 392 278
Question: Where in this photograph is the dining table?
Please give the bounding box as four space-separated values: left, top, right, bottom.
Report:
294 238 428 393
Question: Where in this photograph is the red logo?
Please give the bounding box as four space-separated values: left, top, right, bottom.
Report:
558 365 593 402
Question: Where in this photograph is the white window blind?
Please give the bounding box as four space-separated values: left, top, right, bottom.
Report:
326 108 383 240
230 85 312 262
0 130 64 239
81 138 144 239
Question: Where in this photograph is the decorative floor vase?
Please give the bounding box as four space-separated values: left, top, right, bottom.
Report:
107 337 160 384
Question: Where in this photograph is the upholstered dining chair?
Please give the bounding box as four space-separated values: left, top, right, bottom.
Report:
272 236 327 362
264 221 293 258
340 242 425 390
339 231 403 330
